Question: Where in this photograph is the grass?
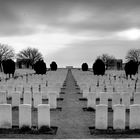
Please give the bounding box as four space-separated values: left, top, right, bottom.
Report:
1 69 140 138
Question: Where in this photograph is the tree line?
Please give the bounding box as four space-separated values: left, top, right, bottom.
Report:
0 43 58 77
81 50 140 78
0 43 140 77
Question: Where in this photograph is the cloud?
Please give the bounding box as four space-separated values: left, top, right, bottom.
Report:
0 0 140 37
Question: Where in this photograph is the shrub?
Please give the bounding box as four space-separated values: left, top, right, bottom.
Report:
93 59 105 75
50 61 57 71
2 59 15 77
34 60 47 74
81 63 88 71
19 125 31 133
124 60 138 78
39 125 52 133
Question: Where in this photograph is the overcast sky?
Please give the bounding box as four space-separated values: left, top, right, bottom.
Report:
0 0 140 67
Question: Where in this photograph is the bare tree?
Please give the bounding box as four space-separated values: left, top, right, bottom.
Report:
97 53 116 69
17 47 43 68
126 49 140 64
0 43 15 71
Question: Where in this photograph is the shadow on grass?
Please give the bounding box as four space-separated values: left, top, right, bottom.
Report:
0 125 58 135
89 126 140 136
83 107 95 112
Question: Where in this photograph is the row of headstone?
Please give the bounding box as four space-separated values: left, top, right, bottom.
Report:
1 82 62 99
95 104 140 130
0 104 50 129
0 91 57 109
87 92 140 109
14 91 57 108
0 69 67 98
72 69 136 95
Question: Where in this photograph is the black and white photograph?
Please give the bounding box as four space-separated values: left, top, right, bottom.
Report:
0 0 140 139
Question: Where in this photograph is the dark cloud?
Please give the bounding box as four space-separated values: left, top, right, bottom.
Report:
0 0 140 36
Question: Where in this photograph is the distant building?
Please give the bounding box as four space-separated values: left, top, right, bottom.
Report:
16 59 32 69
66 66 73 69
107 59 123 70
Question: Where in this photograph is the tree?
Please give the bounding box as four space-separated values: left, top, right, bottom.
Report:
126 49 140 64
81 63 88 71
124 60 138 78
97 53 115 69
34 60 47 74
2 59 15 78
17 47 43 68
0 43 14 71
93 59 105 75
50 61 57 71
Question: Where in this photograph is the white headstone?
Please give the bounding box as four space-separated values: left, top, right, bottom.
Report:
19 104 31 128
48 92 57 108
83 86 89 98
112 93 121 106
16 85 23 93
38 104 50 128
23 91 32 105
122 92 131 109
0 104 12 128
12 91 20 107
134 93 140 104
87 92 96 108
99 92 108 105
32 86 39 93
113 104 125 130
0 91 7 104
130 104 140 129
47 86 59 98
24 85 31 92
95 104 108 129
7 85 15 98
33 92 42 108
40 86 48 99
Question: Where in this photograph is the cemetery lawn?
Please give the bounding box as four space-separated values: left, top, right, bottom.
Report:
0 69 140 138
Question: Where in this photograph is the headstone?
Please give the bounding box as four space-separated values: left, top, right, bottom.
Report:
99 92 108 105
87 92 96 108
33 92 42 108
16 85 23 98
130 104 140 129
112 93 121 106
0 91 7 104
19 104 31 128
38 104 50 128
23 91 32 105
7 85 15 98
12 91 20 107
122 92 131 109
32 86 39 93
95 104 108 129
48 92 57 108
47 86 59 98
0 104 12 128
134 93 140 104
16 85 23 93
113 104 125 130
83 86 90 98
107 85 113 92
24 85 31 92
